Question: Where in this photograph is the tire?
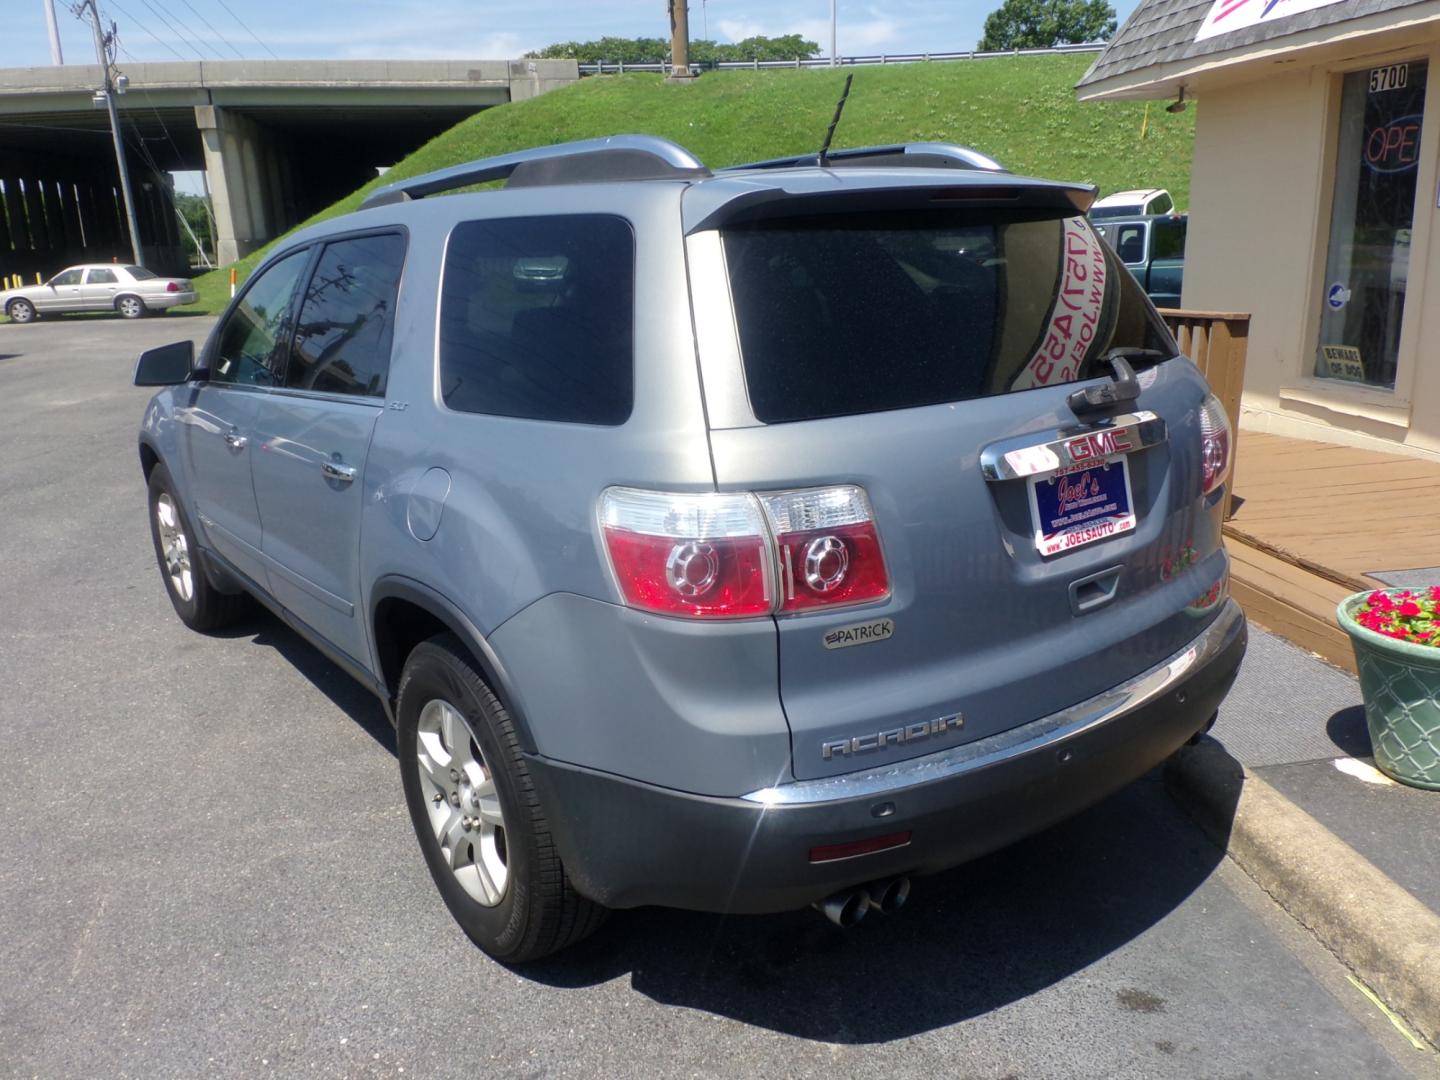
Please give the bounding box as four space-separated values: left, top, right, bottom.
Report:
117 295 147 319
146 463 250 631
6 298 35 324
397 634 607 963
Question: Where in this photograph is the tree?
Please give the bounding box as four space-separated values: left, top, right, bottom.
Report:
525 33 819 65
978 0 1116 51
175 192 213 265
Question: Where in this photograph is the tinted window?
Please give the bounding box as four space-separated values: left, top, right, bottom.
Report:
1151 193 1174 215
1152 219 1186 260
212 250 309 386
1110 223 1148 264
86 268 117 284
124 265 157 280
439 215 634 425
50 269 82 286
724 212 1173 424
285 233 406 397
1089 204 1139 221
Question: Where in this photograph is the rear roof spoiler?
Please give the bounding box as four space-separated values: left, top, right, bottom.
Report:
682 173 1098 235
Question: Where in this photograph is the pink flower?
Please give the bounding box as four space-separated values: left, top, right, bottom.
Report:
1399 601 1423 617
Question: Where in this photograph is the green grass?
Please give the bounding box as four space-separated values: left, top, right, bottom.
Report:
187 56 1194 313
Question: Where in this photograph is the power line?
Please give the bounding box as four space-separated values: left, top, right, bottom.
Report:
178 0 245 58
0 120 112 135
211 0 279 59
137 0 208 59
98 0 186 60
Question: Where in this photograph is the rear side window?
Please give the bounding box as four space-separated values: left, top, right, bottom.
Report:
86 268 117 284
286 232 406 397
724 212 1173 424
439 214 634 425
1152 218 1187 260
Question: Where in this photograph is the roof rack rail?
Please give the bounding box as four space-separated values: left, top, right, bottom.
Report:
360 135 710 210
723 142 1007 174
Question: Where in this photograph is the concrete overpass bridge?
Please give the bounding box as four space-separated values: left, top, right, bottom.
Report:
0 58 578 275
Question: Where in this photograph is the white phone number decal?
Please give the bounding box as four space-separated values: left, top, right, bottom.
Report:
1040 515 1135 556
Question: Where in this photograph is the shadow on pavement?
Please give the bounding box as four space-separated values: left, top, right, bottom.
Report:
213 607 395 754
520 768 1241 1043
1326 705 1372 759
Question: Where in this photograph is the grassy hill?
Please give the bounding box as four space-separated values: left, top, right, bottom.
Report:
189 55 1192 312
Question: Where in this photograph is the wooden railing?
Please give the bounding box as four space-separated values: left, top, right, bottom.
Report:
1157 308 1251 519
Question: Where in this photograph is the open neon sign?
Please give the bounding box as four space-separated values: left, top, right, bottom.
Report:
1364 114 1423 173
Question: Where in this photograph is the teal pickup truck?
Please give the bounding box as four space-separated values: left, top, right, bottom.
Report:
1093 214 1187 309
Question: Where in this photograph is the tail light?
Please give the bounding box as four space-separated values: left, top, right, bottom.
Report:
599 484 889 619
1198 394 1232 496
759 487 890 612
166 281 181 293
600 488 772 617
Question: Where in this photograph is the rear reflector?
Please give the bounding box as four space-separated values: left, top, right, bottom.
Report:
809 831 912 864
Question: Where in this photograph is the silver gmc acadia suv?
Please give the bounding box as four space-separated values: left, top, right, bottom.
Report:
134 135 1247 962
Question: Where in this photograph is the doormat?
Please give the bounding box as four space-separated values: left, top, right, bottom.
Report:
1367 567 1440 589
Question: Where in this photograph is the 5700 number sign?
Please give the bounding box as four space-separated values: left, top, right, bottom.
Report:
1370 64 1410 93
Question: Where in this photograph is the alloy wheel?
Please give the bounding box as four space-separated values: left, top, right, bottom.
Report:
415 699 509 906
154 492 194 601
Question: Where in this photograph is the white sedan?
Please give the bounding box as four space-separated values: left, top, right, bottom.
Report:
2 264 197 323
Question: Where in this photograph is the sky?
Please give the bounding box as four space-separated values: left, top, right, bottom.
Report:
4 0 1141 68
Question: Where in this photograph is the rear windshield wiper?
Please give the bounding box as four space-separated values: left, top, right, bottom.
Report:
1105 347 1170 366
1066 348 1165 416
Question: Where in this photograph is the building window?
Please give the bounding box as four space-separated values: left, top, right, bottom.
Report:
1315 60 1427 389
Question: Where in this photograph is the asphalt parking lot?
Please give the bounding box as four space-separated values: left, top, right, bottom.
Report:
0 315 1432 1080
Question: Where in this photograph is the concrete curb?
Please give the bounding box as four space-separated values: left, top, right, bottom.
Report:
1165 739 1440 1048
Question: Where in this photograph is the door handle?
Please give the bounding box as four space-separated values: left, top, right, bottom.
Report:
223 430 247 450
322 459 357 483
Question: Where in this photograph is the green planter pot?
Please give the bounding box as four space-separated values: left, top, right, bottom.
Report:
1337 590 1440 790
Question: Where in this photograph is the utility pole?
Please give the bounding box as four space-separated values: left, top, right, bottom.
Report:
831 0 838 66
79 0 143 266
43 0 65 64
667 1 693 79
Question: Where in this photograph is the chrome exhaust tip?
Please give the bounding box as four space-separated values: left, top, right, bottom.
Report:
814 888 870 928
865 876 911 914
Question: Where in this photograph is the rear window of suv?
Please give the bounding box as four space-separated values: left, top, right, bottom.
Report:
723 212 1174 425
439 214 634 425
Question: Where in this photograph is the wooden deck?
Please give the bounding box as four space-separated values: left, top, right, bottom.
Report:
1223 431 1440 672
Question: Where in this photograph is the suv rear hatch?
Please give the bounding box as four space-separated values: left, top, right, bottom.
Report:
685 175 1231 781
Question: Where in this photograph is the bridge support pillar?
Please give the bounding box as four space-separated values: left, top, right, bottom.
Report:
196 104 292 264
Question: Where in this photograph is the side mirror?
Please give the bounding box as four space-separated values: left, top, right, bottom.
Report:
133 340 196 386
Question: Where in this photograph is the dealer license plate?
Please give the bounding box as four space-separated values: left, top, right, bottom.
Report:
1027 458 1136 556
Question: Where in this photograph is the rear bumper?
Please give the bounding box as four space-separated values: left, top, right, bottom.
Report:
147 291 196 310
526 599 1247 914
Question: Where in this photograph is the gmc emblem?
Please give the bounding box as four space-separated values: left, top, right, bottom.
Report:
1064 429 1134 463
